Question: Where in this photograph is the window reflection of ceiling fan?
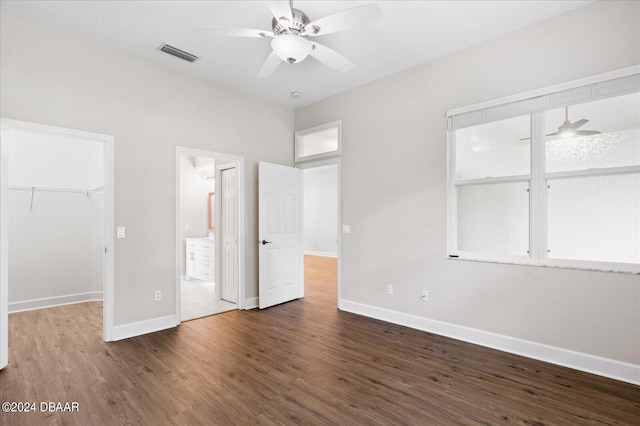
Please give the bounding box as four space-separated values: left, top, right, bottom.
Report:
548 106 601 138
521 106 602 141
195 1 382 77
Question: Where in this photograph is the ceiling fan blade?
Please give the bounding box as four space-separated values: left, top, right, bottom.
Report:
268 1 293 26
309 42 353 73
303 3 382 36
575 130 601 136
195 26 273 38
258 50 282 78
546 131 561 136
569 119 589 129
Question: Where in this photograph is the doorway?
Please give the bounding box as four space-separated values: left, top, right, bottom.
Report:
298 158 341 308
0 119 115 369
175 147 244 322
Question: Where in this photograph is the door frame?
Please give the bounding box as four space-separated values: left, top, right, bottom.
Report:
0 118 115 370
175 147 245 321
296 157 342 308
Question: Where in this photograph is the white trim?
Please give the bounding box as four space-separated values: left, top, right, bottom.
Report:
175 147 245 323
446 65 640 117
544 166 640 180
304 250 337 258
0 118 115 353
340 299 640 385
112 314 179 341
295 120 342 163
8 291 103 313
0 129 8 369
455 174 531 186
447 253 640 274
103 134 115 342
243 297 258 310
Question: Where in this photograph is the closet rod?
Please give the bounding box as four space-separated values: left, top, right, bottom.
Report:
8 186 102 194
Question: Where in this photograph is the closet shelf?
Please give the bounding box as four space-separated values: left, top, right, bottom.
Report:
8 185 103 194
8 186 104 210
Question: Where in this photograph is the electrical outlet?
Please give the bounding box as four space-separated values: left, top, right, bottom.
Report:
342 225 351 234
421 290 429 301
117 227 125 238
387 285 393 295
154 290 161 301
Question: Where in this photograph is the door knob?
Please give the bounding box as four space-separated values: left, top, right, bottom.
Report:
261 240 272 245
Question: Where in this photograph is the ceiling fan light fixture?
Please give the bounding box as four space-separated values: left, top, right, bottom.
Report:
560 129 576 138
271 34 312 63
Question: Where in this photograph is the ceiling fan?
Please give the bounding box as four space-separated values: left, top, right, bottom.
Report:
195 1 382 77
521 106 601 140
547 106 601 138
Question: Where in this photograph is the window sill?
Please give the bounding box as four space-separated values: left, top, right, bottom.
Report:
446 254 640 275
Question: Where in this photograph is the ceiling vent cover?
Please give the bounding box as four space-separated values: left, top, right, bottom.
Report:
158 43 199 62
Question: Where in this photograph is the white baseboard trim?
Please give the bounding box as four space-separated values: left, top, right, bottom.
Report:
243 297 258 310
112 314 179 341
9 291 103 313
340 299 640 386
304 250 338 258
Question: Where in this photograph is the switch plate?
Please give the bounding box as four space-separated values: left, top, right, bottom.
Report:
185 224 190 231
154 290 161 301
117 227 125 238
387 285 393 295
421 290 429 301
342 225 351 234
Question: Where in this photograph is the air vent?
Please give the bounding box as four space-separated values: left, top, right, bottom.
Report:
158 43 199 63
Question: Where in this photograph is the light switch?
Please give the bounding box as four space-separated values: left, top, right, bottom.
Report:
117 227 125 238
342 225 351 234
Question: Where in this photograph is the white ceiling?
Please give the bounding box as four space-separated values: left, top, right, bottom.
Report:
0 0 592 109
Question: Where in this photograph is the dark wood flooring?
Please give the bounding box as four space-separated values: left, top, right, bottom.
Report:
1 255 638 425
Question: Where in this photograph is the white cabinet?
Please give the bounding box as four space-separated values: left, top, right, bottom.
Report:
185 237 214 282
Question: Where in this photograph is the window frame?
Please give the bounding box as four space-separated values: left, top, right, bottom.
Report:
446 66 640 274
294 120 341 163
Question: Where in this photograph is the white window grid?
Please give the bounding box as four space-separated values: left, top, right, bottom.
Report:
446 66 640 274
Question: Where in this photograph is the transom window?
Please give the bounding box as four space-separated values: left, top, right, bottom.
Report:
295 121 341 163
447 68 640 273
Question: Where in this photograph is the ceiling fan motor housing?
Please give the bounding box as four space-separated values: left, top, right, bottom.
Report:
270 8 314 63
272 8 310 35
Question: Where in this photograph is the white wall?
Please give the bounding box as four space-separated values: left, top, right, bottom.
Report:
0 10 294 326
7 131 103 310
295 1 640 366
303 165 337 257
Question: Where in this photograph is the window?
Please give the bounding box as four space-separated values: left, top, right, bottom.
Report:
447 67 640 273
295 121 341 163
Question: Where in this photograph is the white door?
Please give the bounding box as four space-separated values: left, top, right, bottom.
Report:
258 162 303 309
221 166 238 303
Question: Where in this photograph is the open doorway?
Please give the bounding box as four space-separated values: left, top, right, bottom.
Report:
294 121 342 309
0 119 114 369
176 147 244 322
298 159 341 309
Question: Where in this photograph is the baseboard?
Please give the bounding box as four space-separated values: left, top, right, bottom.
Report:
340 299 640 386
304 250 338 258
112 314 179 341
243 297 258 310
8 291 103 313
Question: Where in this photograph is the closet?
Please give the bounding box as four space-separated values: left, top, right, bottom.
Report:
6 129 104 312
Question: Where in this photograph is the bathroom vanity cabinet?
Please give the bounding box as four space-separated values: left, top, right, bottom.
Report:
185 237 214 282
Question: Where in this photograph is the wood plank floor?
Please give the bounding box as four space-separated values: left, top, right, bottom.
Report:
1 255 638 425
